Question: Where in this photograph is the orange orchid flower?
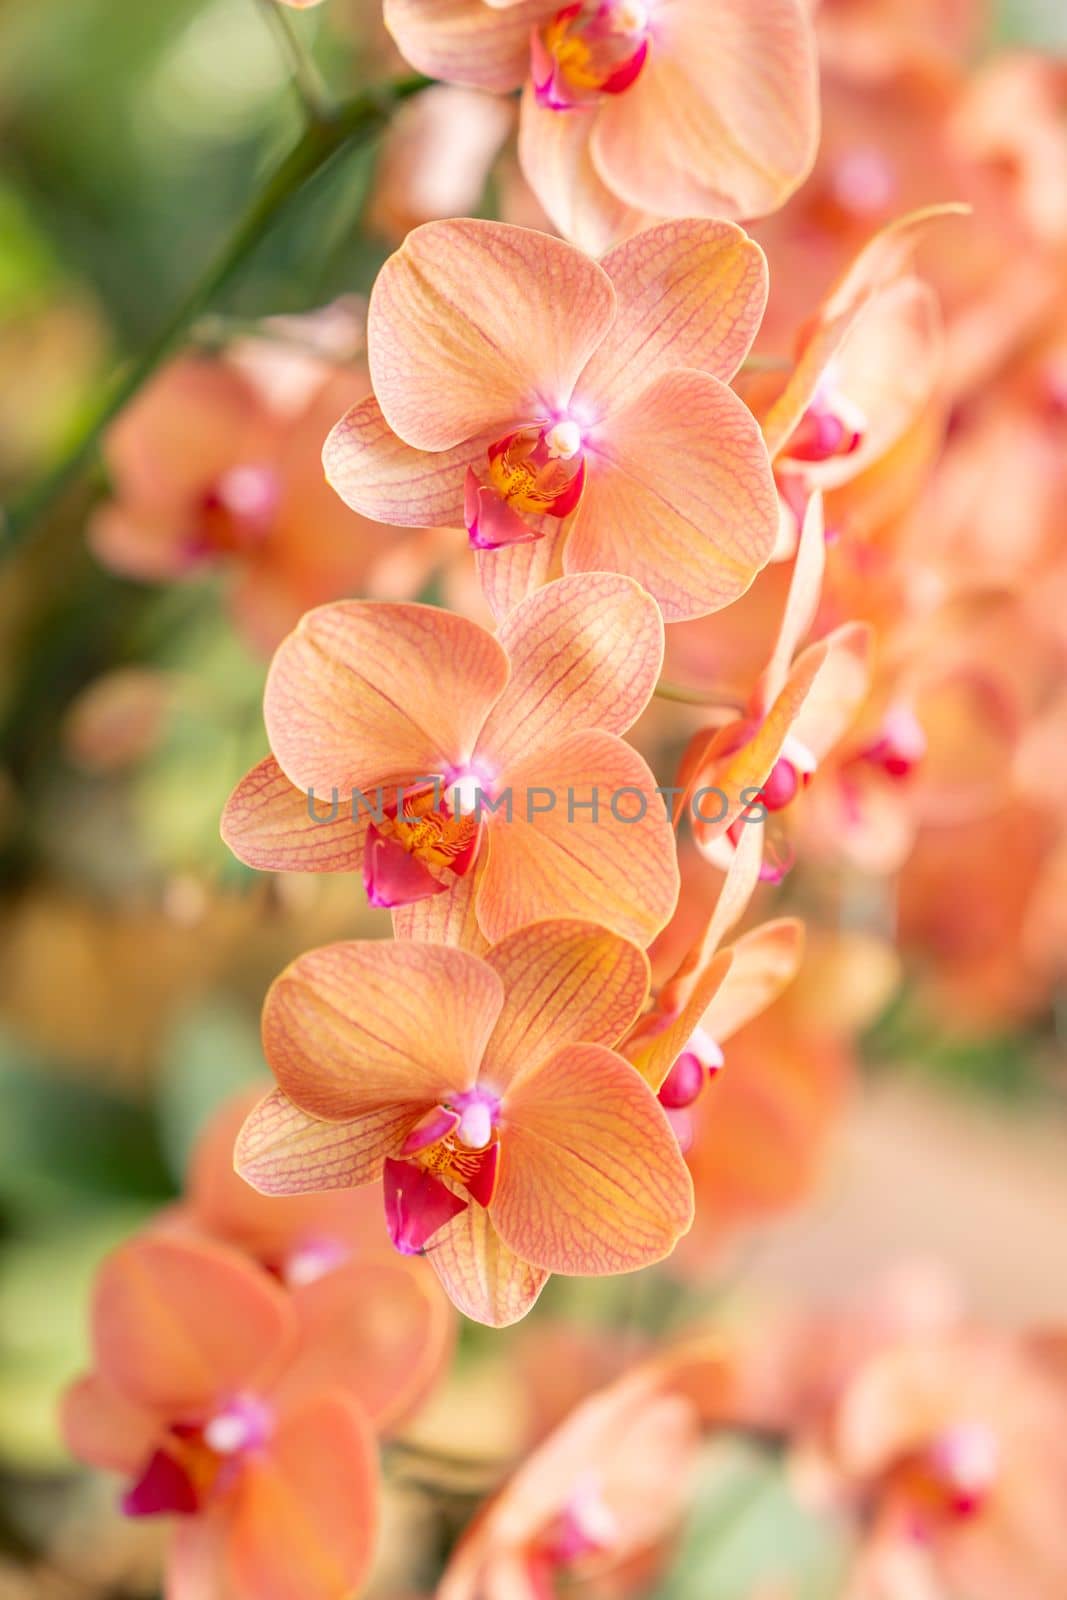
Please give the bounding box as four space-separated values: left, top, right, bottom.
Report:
438 1357 709 1600
62 1234 378 1600
323 217 780 622
90 343 434 655
673 494 873 881
167 1089 456 1435
221 573 679 945
382 3 819 252
235 922 694 1327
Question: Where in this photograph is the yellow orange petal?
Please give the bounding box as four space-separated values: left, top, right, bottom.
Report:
91 1236 295 1416
392 854 490 954
236 1090 415 1196
478 731 679 946
221 756 369 873
60 1373 160 1473
626 948 735 1093
277 1256 455 1433
322 393 481 526
264 601 508 795
566 369 778 622
427 1202 549 1327
262 941 504 1120
480 920 650 1089
478 573 663 771
368 219 616 451
477 516 566 623
578 220 768 416
493 1043 693 1273
699 918 805 1043
227 1394 378 1600
517 88 647 254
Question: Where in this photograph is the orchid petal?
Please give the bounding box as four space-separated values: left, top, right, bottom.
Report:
699 919 805 1043
493 1043 693 1274
477 517 567 623
236 1090 416 1196
227 1394 378 1600
91 1236 295 1416
264 601 508 795
368 219 617 452
755 491 827 712
364 825 449 908
427 1202 549 1328
60 1374 160 1473
221 756 369 874
384 0 544 92
478 574 663 771
478 730 679 946
480 920 650 1090
517 88 647 255
322 394 475 526
790 623 873 761
382 1159 469 1255
278 1253 456 1433
626 948 735 1093
591 0 818 222
261 941 504 1120
392 856 490 954
566 370 778 622
577 220 768 417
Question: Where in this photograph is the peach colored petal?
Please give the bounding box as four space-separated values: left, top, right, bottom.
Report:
322 394 481 527
392 855 490 953
236 1090 415 1197
277 1256 455 1432
480 920 650 1089
626 948 735 1093
566 369 778 622
577 220 769 417
169 1513 230 1600
227 1394 378 1600
477 573 663 771
384 0 545 92
756 490 826 712
88 505 197 581
264 601 508 795
477 516 566 623
427 1202 549 1327
221 756 370 873
517 88 647 254
759 206 969 460
60 1374 160 1473
699 918 804 1043
91 1236 295 1416
493 1043 693 1273
262 941 504 1121
368 219 616 452
790 623 873 761
591 0 818 222
478 730 679 946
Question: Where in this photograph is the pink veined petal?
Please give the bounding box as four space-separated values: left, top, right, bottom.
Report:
426 1201 549 1327
517 86 648 255
576 220 769 417
383 1158 469 1254
476 573 664 771
261 940 504 1121
236 1090 419 1197
90 1235 296 1417
225 1394 379 1600
322 394 477 527
392 856 490 954
368 219 617 452
566 369 779 622
478 729 679 946
263 600 508 796
477 516 567 623
383 0 547 93
492 1043 694 1274
591 0 819 222
221 756 370 874
480 919 650 1090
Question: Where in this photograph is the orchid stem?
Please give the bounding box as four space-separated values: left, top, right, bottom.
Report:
257 0 332 125
0 72 430 559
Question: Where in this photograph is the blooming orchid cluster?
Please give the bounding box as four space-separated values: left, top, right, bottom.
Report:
53 0 1067 1597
